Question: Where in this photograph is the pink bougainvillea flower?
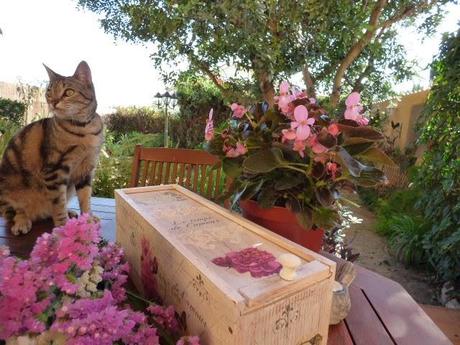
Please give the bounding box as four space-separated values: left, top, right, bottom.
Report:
230 103 247 119
225 142 247 158
327 123 340 136
281 128 297 143
326 162 340 180
212 247 281 278
307 135 328 154
293 140 306 158
204 108 214 141
291 105 315 140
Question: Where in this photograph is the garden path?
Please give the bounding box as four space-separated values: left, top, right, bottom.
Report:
344 196 437 305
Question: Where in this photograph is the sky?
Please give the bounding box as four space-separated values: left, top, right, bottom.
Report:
0 0 459 113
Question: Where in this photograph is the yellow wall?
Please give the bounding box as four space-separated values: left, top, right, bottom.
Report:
373 90 429 155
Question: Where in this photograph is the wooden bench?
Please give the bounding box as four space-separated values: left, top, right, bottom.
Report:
0 197 454 345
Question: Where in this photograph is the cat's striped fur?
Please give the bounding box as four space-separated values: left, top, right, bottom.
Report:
0 61 103 235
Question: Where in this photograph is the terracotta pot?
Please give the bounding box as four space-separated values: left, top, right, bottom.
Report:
239 199 324 252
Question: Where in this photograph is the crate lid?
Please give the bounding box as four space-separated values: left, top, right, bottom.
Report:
116 185 335 309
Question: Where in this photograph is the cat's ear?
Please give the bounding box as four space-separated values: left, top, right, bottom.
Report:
73 61 93 85
43 64 62 81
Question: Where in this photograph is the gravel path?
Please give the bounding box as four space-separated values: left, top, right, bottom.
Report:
343 199 438 305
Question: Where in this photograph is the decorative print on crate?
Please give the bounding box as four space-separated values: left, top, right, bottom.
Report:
212 247 282 278
141 236 163 304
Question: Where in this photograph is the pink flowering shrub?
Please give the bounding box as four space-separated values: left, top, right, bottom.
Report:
212 247 281 278
0 215 199 345
206 82 392 229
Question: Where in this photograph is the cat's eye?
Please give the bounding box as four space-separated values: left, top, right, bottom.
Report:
64 89 75 97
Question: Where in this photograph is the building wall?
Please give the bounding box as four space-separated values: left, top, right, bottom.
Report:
373 90 429 156
0 81 49 123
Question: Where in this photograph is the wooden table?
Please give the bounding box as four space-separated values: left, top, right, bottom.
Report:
0 197 453 345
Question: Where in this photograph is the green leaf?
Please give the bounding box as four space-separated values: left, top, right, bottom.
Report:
338 124 384 140
312 207 340 229
242 148 285 173
296 208 313 229
222 157 242 178
274 175 303 190
357 147 397 167
343 142 374 155
257 187 278 208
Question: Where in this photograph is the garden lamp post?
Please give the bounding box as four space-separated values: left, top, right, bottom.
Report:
154 91 177 148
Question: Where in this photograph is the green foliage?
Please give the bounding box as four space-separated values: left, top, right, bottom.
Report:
415 29 460 286
374 187 431 267
172 71 227 148
104 106 164 139
78 0 448 104
375 188 423 236
0 97 26 124
387 215 430 266
93 131 163 197
0 117 20 156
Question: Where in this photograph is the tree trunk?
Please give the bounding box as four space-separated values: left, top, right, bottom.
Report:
302 65 316 98
256 69 276 107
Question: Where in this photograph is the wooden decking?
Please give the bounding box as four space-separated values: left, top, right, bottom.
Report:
0 197 455 345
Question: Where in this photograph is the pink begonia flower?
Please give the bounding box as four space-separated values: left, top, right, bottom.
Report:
230 103 247 119
204 108 214 141
279 80 290 94
293 140 306 158
326 162 340 180
307 135 328 154
309 97 317 104
291 105 315 140
281 128 297 143
225 142 247 158
344 92 369 126
328 123 340 136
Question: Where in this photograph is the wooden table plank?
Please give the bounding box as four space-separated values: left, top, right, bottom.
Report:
352 266 452 345
346 285 395 345
328 322 355 345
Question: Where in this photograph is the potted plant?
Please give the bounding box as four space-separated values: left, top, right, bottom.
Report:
204 82 393 252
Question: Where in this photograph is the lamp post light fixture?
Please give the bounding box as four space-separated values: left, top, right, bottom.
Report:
154 91 177 148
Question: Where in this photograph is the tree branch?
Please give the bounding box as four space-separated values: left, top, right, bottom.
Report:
302 64 317 98
330 0 388 107
329 0 441 107
188 53 229 97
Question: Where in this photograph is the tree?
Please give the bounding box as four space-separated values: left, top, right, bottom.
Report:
78 0 449 106
415 28 460 291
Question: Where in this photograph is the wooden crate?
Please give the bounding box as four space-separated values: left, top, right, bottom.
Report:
115 185 336 345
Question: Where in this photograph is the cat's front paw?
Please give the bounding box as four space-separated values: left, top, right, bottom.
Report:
87 214 100 224
11 218 32 236
68 209 79 219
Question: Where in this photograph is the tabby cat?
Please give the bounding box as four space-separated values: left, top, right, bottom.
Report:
0 61 103 235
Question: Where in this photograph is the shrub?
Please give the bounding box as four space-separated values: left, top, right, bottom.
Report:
104 106 164 139
375 187 423 236
0 97 26 124
0 117 20 155
173 71 228 148
415 29 460 290
93 131 163 198
387 214 430 266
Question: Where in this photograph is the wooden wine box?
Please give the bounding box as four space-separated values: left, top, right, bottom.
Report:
115 185 336 345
